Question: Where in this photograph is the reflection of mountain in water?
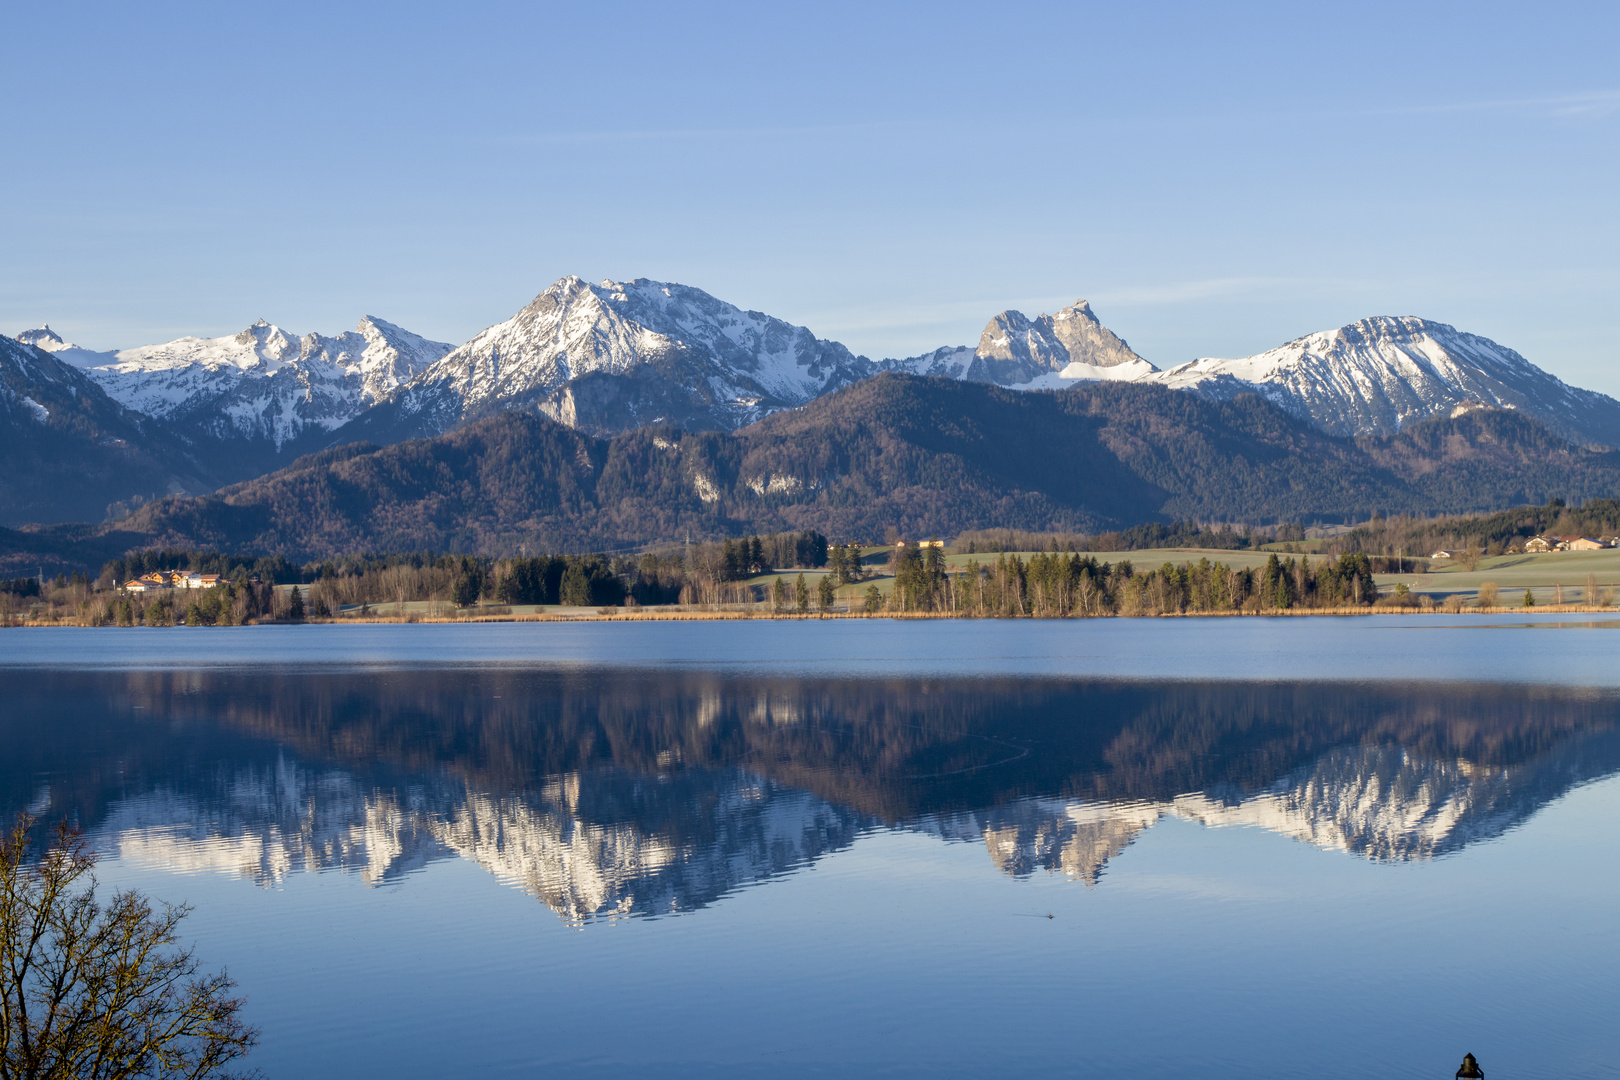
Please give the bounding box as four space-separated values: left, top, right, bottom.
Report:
89 760 867 924
438 774 863 921
3 670 1618 921
916 733 1620 884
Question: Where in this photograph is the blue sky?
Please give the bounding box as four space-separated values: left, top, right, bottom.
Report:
4 1 1618 390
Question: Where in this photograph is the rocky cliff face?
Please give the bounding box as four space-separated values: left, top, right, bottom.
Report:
882 298 1155 388
969 299 1155 385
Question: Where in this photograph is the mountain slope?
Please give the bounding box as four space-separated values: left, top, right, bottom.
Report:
0 335 224 524
20 318 452 464
345 277 878 441
52 374 1620 561
1150 316 1620 446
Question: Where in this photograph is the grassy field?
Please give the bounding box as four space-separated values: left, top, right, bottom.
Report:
1384 548 1620 604
836 546 1620 605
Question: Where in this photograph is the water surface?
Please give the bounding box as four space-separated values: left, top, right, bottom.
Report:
4 618 1618 1078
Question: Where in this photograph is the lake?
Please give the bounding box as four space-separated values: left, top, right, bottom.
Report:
4 616 1619 1078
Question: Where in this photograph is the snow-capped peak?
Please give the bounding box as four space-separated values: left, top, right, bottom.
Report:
386 275 876 436
23 316 452 450
1151 315 1620 445
16 325 70 351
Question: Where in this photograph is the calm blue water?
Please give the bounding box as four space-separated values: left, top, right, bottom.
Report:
4 616 1620 1078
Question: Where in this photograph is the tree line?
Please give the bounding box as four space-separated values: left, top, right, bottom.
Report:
952 520 1279 555
884 548 1378 616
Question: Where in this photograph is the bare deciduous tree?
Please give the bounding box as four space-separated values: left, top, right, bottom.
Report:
1 815 258 1079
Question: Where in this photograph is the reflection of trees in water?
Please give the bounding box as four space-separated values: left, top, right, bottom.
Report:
2 670 1618 920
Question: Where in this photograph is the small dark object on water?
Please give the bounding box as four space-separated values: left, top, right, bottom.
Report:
1456 1053 1483 1079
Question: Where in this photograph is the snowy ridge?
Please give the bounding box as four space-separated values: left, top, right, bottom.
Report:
1148 316 1620 444
20 318 451 448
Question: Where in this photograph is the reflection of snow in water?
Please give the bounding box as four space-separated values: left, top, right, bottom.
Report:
915 739 1618 884
86 733 1620 918
89 762 867 926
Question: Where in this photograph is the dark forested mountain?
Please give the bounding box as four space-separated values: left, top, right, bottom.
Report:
0 335 230 525
14 373 1619 567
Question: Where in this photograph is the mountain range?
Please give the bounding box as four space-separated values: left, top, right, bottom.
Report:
19 317 451 465
7 276 1620 543
12 374 1620 571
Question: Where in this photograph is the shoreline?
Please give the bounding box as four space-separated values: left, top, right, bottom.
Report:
6 604 1620 628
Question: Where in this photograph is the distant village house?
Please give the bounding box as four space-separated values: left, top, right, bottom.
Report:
120 571 222 592
1524 535 1612 553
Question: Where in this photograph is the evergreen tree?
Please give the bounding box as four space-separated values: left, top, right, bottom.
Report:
772 577 788 613
1523 588 1536 607
864 585 883 613
453 569 481 607
1261 553 1283 609
794 573 810 613
288 585 305 621
836 543 863 584
817 574 835 612
560 563 591 606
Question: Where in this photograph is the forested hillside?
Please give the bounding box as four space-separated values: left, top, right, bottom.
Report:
8 374 1620 570
0 337 226 524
